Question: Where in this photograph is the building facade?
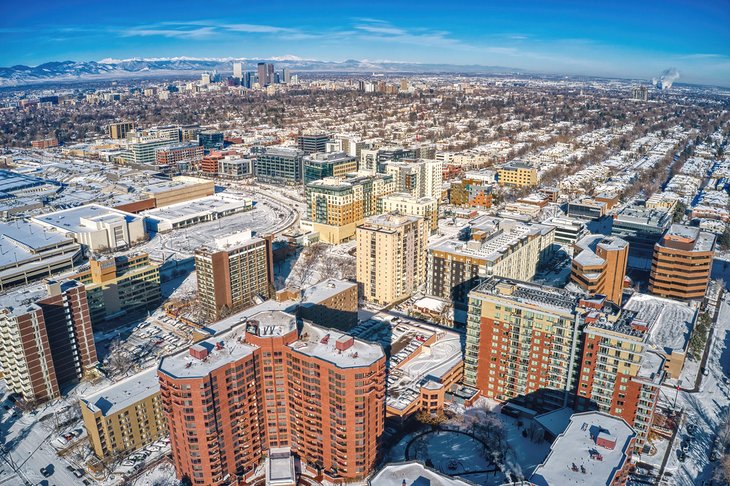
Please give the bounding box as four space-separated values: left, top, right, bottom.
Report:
570 235 629 305
68 253 161 325
195 231 274 320
297 133 331 155
427 219 555 309
303 174 395 244
465 278 583 411
80 368 167 459
356 213 428 306
379 193 438 232
303 152 357 184
497 161 537 187
0 280 97 404
649 224 716 300
254 147 305 184
158 311 385 486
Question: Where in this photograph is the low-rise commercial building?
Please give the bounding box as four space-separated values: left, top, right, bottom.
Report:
33 204 146 252
531 412 635 486
0 220 83 291
142 194 253 233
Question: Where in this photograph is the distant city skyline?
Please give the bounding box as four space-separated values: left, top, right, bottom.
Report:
1 0 729 87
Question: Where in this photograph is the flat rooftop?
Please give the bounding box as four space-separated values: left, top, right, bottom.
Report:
289 321 384 369
370 462 475 486
530 412 635 486
662 224 716 252
81 367 160 416
473 276 580 314
141 194 252 223
0 220 75 264
623 293 696 353
158 324 257 379
32 204 139 233
430 220 550 263
301 278 357 305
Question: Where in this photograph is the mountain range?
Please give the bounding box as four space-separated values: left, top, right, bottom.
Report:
0 57 520 87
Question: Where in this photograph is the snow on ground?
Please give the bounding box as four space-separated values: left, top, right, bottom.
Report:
131 460 176 486
659 292 730 485
408 431 493 473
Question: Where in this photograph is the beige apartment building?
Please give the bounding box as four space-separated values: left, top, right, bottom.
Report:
80 368 167 459
427 218 555 308
379 193 439 232
302 174 395 244
356 213 428 305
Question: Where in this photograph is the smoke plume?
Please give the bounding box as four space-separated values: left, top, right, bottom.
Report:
654 68 680 90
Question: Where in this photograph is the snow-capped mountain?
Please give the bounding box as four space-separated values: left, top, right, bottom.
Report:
0 57 516 86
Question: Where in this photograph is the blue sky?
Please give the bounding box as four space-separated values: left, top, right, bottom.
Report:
2 0 729 86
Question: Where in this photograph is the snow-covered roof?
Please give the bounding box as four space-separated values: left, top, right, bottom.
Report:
623 293 696 353
81 367 159 416
531 411 635 486
289 321 384 369
369 461 475 486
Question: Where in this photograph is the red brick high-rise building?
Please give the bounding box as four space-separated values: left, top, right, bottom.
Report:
158 310 385 485
0 280 98 405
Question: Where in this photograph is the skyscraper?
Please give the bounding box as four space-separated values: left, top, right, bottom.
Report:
257 62 267 86
282 67 291 84
267 63 275 85
233 62 243 79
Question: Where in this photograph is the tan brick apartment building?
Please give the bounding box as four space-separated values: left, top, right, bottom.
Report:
356 213 428 306
571 235 629 304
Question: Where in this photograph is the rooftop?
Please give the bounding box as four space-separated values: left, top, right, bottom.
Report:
0 220 75 267
661 224 716 252
623 293 696 353
530 411 635 486
472 276 580 315
430 218 551 263
158 324 257 379
369 462 475 486
362 212 421 229
81 367 160 416
141 194 252 224
289 321 384 369
32 204 139 234
301 278 357 305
